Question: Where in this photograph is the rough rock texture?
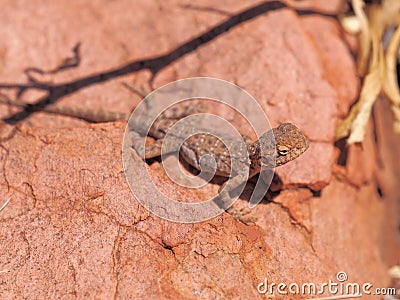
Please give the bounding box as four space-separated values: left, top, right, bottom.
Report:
0 1 399 299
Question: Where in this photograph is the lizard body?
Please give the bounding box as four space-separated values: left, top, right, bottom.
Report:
130 103 309 218
132 103 309 179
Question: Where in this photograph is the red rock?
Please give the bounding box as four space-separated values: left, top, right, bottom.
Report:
0 1 398 299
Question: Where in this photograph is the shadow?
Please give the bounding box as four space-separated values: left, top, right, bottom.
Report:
213 171 284 209
23 42 81 86
238 173 282 203
0 1 336 125
334 137 348 166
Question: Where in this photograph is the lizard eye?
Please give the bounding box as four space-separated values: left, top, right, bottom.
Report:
277 145 289 156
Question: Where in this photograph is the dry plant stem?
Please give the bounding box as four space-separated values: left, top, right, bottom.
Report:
347 11 385 144
353 0 371 76
337 0 400 142
383 26 400 132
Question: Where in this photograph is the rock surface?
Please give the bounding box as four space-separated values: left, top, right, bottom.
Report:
0 1 399 299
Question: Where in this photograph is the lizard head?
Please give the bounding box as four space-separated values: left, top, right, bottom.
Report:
258 123 309 168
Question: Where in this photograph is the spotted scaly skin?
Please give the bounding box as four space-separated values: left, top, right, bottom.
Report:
175 123 309 178
129 103 309 222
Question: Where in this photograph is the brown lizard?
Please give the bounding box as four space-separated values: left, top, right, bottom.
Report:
129 102 309 220
1 93 309 220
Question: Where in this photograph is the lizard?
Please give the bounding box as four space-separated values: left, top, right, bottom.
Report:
0 92 310 221
128 101 310 221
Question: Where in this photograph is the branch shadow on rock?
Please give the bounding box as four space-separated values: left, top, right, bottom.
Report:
0 1 335 125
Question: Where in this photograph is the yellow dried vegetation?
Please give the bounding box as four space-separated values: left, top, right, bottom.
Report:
337 0 400 143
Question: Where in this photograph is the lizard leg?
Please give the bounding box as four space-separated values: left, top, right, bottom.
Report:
131 130 181 159
143 139 164 159
130 131 164 159
134 137 177 159
226 207 256 224
215 171 247 209
216 172 256 224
